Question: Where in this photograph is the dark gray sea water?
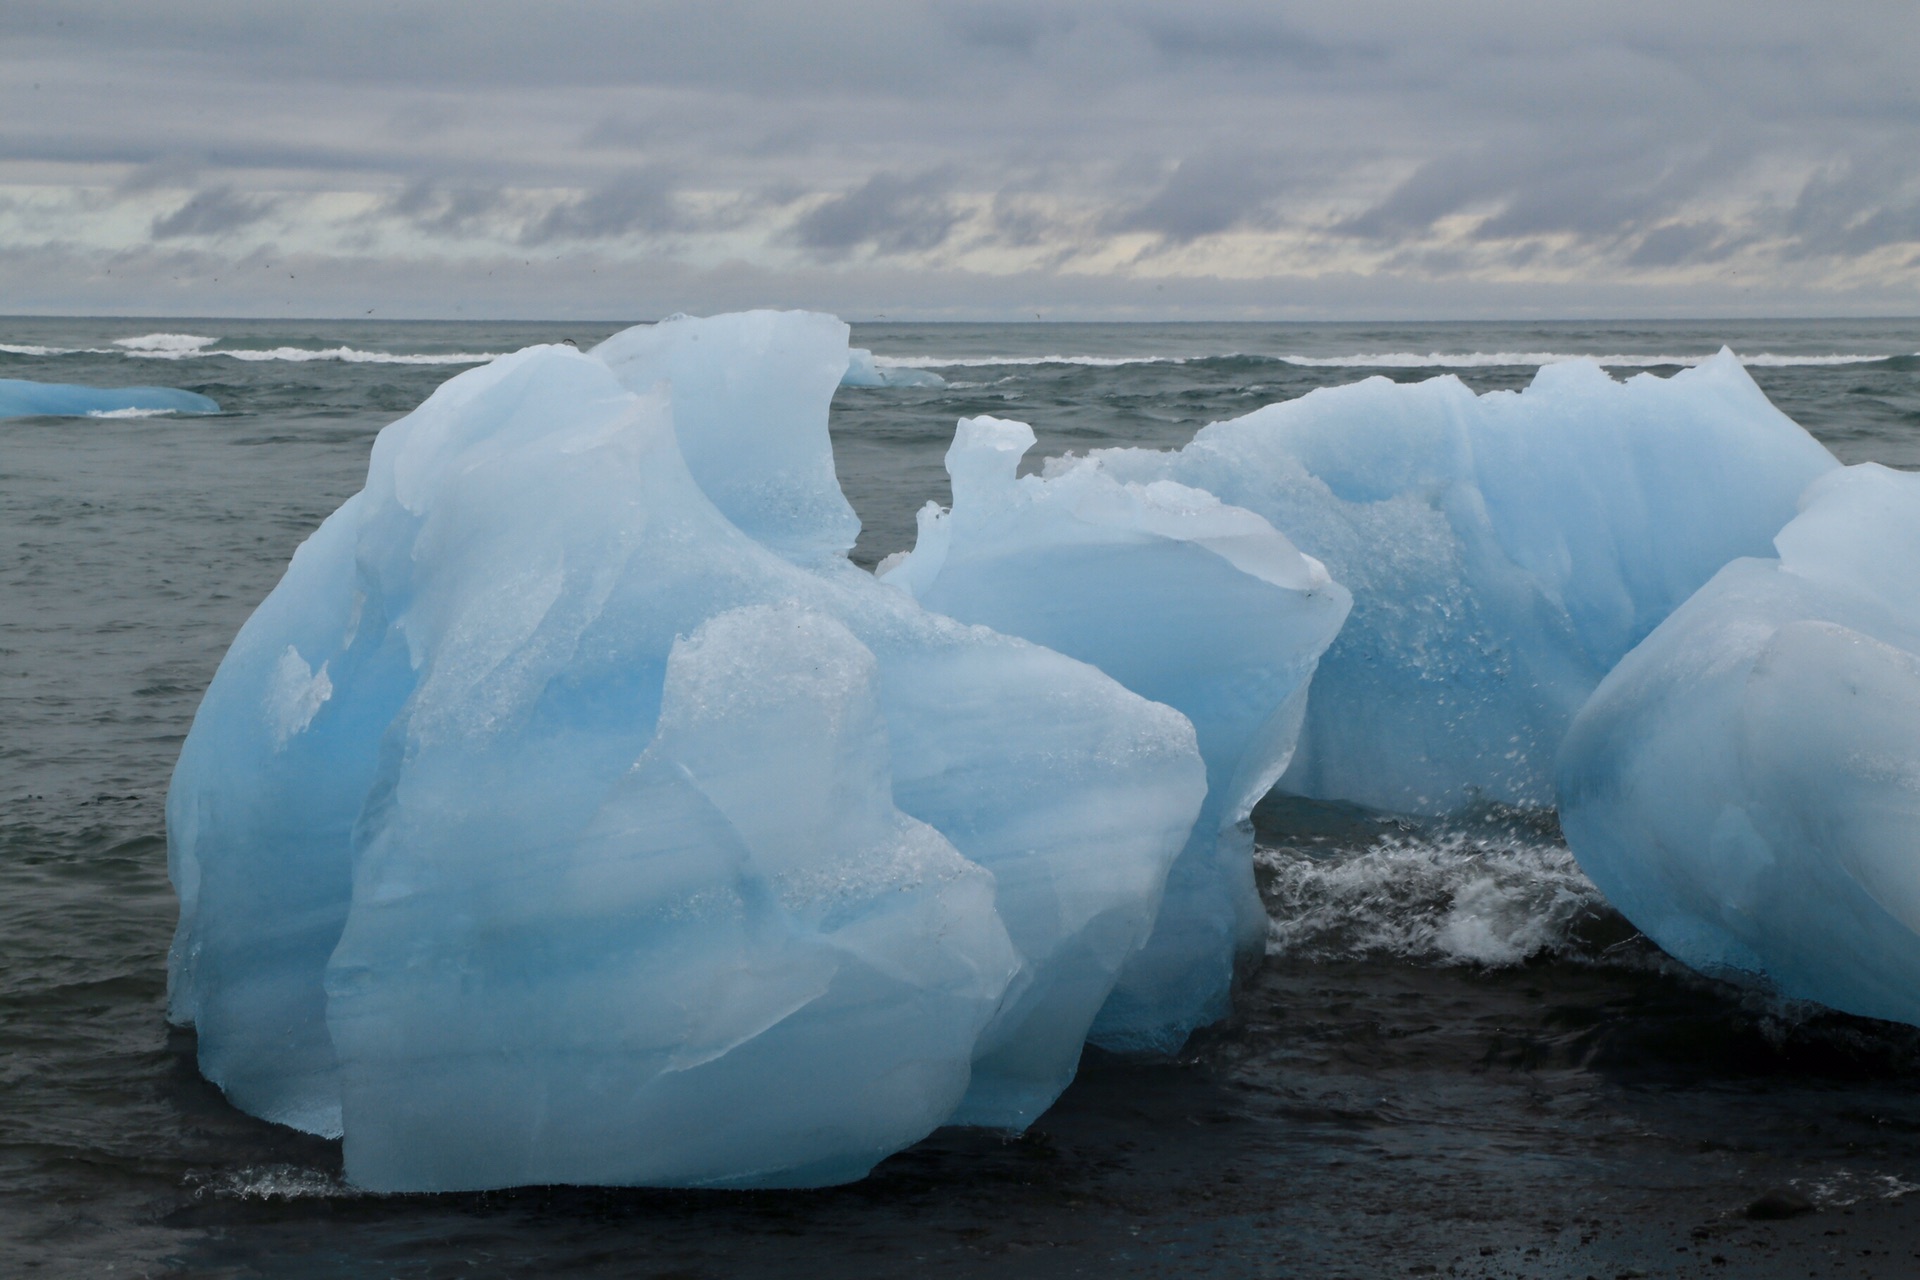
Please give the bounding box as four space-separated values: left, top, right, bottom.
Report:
6 318 1920 1277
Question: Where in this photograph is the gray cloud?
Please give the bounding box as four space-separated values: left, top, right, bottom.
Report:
1336 132 1751 250
1134 10 1374 70
117 153 201 194
150 186 276 239
1 1 1918 314
383 179 507 235
791 171 961 257
1625 219 1737 268
1786 153 1920 258
519 169 686 245
1108 153 1292 245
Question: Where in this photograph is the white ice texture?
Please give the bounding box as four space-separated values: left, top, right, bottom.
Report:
1080 353 1838 815
0 376 218 418
1558 464 1920 1027
883 416 1350 1051
167 312 1207 1191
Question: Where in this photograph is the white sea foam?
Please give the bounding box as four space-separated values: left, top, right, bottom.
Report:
1258 832 1614 967
6 334 497 364
115 333 219 354
127 344 499 364
876 353 1191 370
1272 351 1905 369
85 406 180 418
203 1164 355 1201
876 351 1907 372
1790 1170 1920 1208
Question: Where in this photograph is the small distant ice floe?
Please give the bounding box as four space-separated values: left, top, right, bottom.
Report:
0 376 218 419
839 347 946 388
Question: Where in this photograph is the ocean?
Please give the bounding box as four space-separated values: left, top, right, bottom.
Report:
5 317 1920 1277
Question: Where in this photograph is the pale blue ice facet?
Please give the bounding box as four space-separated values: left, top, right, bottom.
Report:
0 377 218 418
884 416 1349 1054
1082 353 1838 815
168 314 1207 1191
591 310 862 563
1558 464 1920 1027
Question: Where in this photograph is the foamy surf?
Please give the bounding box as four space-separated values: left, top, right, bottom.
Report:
195 1165 356 1201
124 343 500 364
115 333 220 354
875 350 1909 372
3 336 500 364
1257 831 1617 967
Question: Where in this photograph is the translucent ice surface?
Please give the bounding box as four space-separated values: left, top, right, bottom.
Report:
1558 464 1920 1027
169 320 1207 1190
591 310 861 563
0 377 217 418
1083 353 1838 815
884 416 1349 1052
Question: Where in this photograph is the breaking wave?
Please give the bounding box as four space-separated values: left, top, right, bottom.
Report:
1257 831 1620 968
115 333 219 354
1267 351 1907 369
3 332 498 365
196 1165 356 1201
875 350 1909 372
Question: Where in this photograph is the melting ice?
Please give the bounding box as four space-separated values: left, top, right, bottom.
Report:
1559 463 1920 1026
1076 354 1838 814
169 309 1908 1194
169 314 1205 1190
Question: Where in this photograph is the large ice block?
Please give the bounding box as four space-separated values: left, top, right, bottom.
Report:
168 323 1207 1190
1082 353 1838 815
1558 464 1920 1026
884 416 1350 1053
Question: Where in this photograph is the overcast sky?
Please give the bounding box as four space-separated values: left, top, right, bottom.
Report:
4 0 1918 319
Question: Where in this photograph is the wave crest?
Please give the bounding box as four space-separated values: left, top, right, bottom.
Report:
1258 831 1617 967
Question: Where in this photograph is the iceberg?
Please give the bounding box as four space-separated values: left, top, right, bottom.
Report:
1081 353 1838 815
0 376 217 418
1558 463 1920 1026
841 347 946 389
882 416 1349 1051
168 316 1207 1191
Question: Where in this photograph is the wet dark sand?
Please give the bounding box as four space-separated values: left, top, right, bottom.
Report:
83 955 1910 1279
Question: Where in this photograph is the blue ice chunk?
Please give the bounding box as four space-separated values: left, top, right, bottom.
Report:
0 377 217 419
330 600 1020 1190
1081 353 1838 815
841 348 946 388
1558 464 1920 1026
884 416 1349 1054
169 329 1206 1189
590 311 861 563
